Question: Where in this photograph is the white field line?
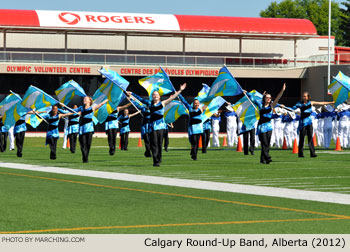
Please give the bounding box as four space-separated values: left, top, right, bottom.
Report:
1 162 350 205
286 184 336 188
317 151 350 154
307 187 350 190
244 176 350 181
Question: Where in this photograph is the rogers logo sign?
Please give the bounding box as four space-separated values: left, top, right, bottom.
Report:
58 12 81 25
57 12 155 26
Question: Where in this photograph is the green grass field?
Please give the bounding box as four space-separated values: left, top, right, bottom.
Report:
0 137 350 234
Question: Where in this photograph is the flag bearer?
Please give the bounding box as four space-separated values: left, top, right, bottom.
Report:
178 94 208 161
118 108 140 151
127 83 186 167
291 92 334 158
76 96 108 163
245 83 286 164
42 105 73 160
105 103 132 155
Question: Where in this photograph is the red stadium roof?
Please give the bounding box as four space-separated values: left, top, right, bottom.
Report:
175 15 317 35
0 9 318 37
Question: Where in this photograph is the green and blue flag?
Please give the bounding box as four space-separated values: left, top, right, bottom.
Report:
233 90 263 134
203 66 243 102
55 80 86 105
328 71 350 107
98 67 129 106
194 83 210 104
21 86 58 110
164 100 188 124
201 96 227 122
0 92 29 129
138 66 175 99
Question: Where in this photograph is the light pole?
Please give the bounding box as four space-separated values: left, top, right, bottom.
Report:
328 0 331 86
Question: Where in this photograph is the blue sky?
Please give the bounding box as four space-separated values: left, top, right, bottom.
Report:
0 0 344 17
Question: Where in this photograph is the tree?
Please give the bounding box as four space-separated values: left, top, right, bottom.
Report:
339 0 350 46
260 0 343 45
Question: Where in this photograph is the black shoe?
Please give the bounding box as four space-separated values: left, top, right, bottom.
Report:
202 150 207 154
260 160 266 164
17 153 22 158
244 153 249 155
266 159 272 164
298 154 304 158
164 148 168 152
191 156 197 161
311 154 317 158
250 150 254 155
153 163 160 167
144 152 152 157
50 157 56 160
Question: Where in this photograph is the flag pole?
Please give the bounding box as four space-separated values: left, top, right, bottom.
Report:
127 94 142 114
222 65 258 111
33 111 49 124
60 103 79 114
328 0 331 89
159 65 186 107
243 92 258 111
98 68 142 114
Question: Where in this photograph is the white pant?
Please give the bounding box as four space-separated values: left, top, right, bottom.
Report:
212 120 220 147
226 116 237 147
332 120 338 143
316 119 324 147
274 119 284 148
270 120 275 147
62 119 68 148
323 121 333 149
8 126 15 150
338 119 349 148
284 123 294 148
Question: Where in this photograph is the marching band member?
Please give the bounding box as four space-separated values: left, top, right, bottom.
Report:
0 119 7 152
211 112 221 147
245 83 286 164
118 108 140 151
291 92 334 158
282 112 294 148
76 96 108 163
201 118 212 153
272 107 284 148
178 94 208 161
42 105 73 160
225 109 238 147
337 104 350 148
322 105 336 149
128 96 152 157
104 103 132 155
67 105 79 153
127 83 186 166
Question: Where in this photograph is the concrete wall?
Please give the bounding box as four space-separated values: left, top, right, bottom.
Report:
185 37 239 53
128 36 182 52
6 33 65 49
68 34 125 50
